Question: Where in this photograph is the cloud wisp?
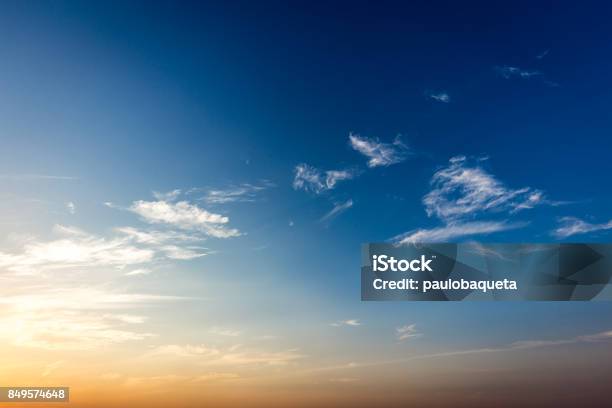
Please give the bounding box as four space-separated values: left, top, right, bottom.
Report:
202 181 274 204
305 329 612 374
0 287 184 350
553 217 612 238
495 65 541 79
394 221 526 246
425 90 450 103
147 343 303 366
293 164 356 194
319 199 353 224
536 49 550 60
128 197 240 239
0 225 155 274
424 156 544 222
330 319 361 327
349 133 409 168
396 324 422 341
393 156 548 244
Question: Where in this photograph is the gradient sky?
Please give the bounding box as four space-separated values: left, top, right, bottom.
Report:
1 1 612 407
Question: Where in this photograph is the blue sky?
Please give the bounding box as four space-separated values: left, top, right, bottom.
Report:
0 1 611 406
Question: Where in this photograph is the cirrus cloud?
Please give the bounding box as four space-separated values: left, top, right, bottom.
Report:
349 133 409 168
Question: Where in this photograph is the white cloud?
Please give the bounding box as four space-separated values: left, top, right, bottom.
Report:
425 91 450 103
202 181 274 204
348 133 408 168
104 314 147 324
393 221 526 245
125 268 153 276
115 227 199 245
0 225 154 274
496 65 541 79
0 222 215 275
392 156 550 245
152 189 182 202
423 156 544 222
536 49 550 60
330 319 361 327
66 202 76 214
0 287 182 350
148 343 303 366
553 217 612 238
128 200 240 239
396 324 422 341
292 164 356 194
320 199 353 223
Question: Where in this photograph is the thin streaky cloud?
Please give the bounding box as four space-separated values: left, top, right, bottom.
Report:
292 164 356 194
128 198 241 239
302 329 612 374
552 216 612 238
396 324 422 341
495 65 541 79
125 268 153 276
0 287 185 350
147 343 303 366
202 181 274 204
424 156 545 222
0 224 155 274
425 90 450 103
536 49 550 59
349 132 409 168
330 319 361 327
393 221 526 245
319 199 353 223
152 189 182 202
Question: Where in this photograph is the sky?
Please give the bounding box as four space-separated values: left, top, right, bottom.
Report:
0 1 612 407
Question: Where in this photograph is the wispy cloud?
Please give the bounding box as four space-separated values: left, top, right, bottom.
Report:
152 189 182 202
125 268 153 276
553 216 612 238
306 329 612 374
0 222 215 275
393 156 548 244
349 133 409 168
330 319 361 327
393 221 526 245
0 287 182 350
495 65 541 79
395 324 422 341
0 224 155 274
128 198 240 239
424 156 544 222
202 181 274 204
425 90 450 103
536 49 550 60
66 202 76 214
292 164 356 194
148 343 303 366
319 199 353 224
